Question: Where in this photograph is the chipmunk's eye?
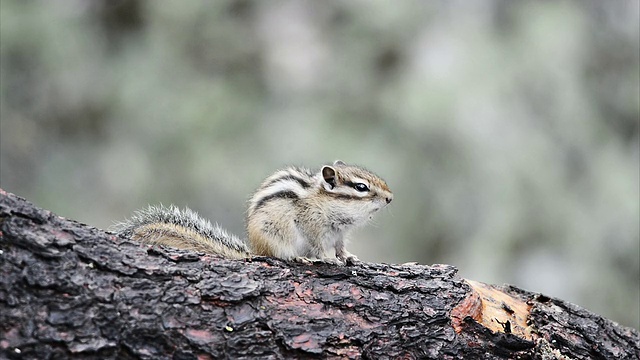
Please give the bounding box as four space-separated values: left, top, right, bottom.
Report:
354 183 369 192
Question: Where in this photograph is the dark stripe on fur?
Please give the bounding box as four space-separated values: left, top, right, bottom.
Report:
319 188 369 201
264 174 311 189
254 190 299 210
343 180 357 188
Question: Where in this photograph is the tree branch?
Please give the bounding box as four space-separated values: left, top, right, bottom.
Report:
1 189 637 359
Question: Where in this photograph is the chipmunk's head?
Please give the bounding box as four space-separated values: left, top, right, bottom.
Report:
319 160 393 227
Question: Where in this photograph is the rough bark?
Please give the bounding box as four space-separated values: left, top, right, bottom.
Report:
0 189 638 359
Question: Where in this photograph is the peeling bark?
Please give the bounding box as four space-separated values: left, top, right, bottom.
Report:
1 189 638 359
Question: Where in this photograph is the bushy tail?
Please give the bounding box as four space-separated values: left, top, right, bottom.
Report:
111 205 250 259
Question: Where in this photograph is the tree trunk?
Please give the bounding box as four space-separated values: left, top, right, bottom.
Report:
1 189 637 359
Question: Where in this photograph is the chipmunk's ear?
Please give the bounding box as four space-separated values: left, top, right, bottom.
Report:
322 166 337 189
333 160 346 166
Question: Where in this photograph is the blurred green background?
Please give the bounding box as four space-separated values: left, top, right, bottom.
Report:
1 1 638 329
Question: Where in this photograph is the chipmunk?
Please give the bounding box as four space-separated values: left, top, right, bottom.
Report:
113 160 393 265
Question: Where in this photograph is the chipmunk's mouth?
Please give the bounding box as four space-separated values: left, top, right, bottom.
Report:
369 206 383 215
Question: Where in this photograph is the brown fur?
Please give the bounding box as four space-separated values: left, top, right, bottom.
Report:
132 223 249 259
246 162 393 263
117 161 391 264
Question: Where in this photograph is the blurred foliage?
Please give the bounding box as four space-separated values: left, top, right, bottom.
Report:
1 0 638 329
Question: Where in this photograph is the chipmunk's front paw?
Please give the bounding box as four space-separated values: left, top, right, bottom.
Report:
336 251 361 266
293 256 315 265
293 256 340 265
323 257 345 265
345 255 361 266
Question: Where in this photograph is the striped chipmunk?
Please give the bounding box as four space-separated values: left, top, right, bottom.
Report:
113 160 393 265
